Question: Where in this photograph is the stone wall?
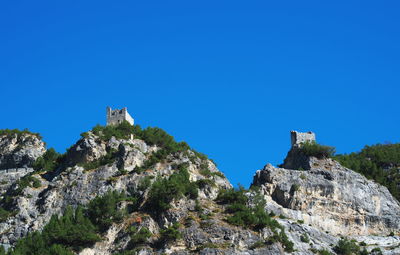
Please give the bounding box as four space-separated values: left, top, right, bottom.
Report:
290 131 316 147
106 107 134 126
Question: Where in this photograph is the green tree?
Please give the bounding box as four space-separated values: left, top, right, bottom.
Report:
33 148 61 172
44 206 99 251
333 238 360 255
335 143 400 201
300 141 336 159
87 190 127 232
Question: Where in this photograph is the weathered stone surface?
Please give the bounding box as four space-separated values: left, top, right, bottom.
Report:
290 131 316 147
0 133 45 170
0 131 231 252
253 162 400 236
106 106 134 126
2 128 400 254
0 168 34 195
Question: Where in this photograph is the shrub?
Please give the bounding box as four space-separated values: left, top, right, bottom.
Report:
335 143 400 203
333 238 360 255
291 184 300 192
86 190 128 232
0 207 11 222
300 233 310 243
11 233 75 255
279 230 295 252
196 179 215 189
216 186 248 205
4 191 141 254
267 230 294 252
194 200 202 212
7 175 42 198
199 164 224 178
33 148 63 172
300 141 336 159
129 227 152 246
9 206 99 254
0 128 42 140
43 206 100 251
370 247 383 255
137 176 153 192
317 249 334 255
218 187 282 231
217 186 294 251
88 121 136 141
250 240 266 249
146 164 198 216
159 223 182 242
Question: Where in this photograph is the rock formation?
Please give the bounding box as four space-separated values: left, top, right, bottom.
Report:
0 132 45 170
0 132 45 194
0 128 399 254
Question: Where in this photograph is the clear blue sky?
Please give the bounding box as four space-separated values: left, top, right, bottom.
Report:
1 1 399 187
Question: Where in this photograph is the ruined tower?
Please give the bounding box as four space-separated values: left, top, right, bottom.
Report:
290 130 316 147
106 107 134 126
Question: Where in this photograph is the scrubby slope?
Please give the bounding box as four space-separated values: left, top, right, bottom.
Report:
1 125 400 255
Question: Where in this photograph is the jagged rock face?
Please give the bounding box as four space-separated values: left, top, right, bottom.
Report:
0 133 46 169
253 162 400 236
79 196 284 255
2 128 400 254
0 169 34 196
281 146 337 171
0 133 231 250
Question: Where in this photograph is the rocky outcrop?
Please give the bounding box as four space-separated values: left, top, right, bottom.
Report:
0 168 34 196
0 131 231 251
2 128 400 254
253 161 400 236
0 133 46 170
0 133 46 194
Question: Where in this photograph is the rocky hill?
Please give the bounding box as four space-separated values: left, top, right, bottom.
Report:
0 130 45 170
0 130 45 195
0 125 399 255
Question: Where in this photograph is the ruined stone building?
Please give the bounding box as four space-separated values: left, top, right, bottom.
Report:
290 130 316 147
106 107 134 126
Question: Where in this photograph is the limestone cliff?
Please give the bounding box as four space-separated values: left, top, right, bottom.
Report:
0 132 45 194
0 132 45 170
0 128 399 255
252 137 400 254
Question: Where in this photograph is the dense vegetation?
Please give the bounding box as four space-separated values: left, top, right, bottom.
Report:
216 187 294 252
335 143 400 201
145 163 198 216
333 238 383 255
0 129 42 140
127 226 152 247
32 148 64 173
300 141 336 159
82 121 210 172
3 191 130 255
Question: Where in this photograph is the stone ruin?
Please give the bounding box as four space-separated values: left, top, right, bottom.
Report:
106 106 134 126
290 130 316 147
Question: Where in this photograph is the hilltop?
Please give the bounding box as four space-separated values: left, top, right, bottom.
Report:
0 125 399 255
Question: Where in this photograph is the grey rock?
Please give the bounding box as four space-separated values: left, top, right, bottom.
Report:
253 161 400 236
0 133 45 170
